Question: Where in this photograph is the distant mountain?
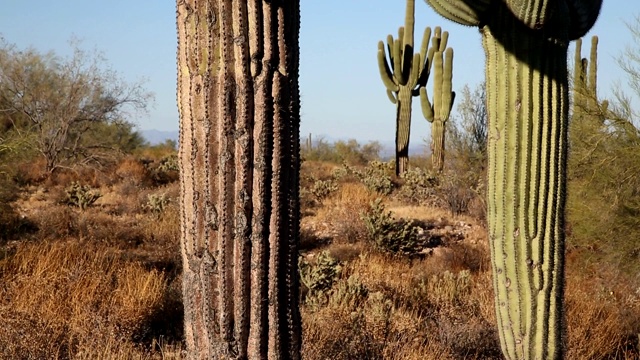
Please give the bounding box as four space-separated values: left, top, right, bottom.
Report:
141 129 179 145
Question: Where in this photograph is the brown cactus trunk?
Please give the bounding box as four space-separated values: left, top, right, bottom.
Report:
176 1 301 359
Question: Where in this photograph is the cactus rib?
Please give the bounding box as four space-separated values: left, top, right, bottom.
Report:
424 0 602 358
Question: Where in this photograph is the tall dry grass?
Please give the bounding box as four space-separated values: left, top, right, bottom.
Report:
0 240 182 359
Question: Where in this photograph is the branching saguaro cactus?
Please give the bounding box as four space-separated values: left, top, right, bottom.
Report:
377 0 443 175
176 1 301 359
573 36 608 124
419 38 454 172
423 0 602 359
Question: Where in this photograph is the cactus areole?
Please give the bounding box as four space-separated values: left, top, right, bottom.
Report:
423 0 602 359
176 0 301 359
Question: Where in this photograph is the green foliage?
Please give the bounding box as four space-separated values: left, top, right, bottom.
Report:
345 161 395 195
302 138 381 165
63 182 102 210
0 39 152 173
446 83 487 170
394 166 438 204
327 275 369 310
309 179 338 201
299 251 342 308
360 199 422 256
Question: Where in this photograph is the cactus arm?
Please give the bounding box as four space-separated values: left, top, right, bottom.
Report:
402 0 416 83
441 48 455 119
420 87 434 122
407 53 422 88
424 0 486 26
439 30 450 52
392 36 405 84
433 52 444 120
416 27 433 87
387 89 398 104
588 36 598 95
378 41 400 93
567 0 603 40
386 34 395 69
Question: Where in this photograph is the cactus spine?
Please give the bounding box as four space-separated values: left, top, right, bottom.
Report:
420 33 454 172
377 0 438 175
424 0 602 359
176 1 301 358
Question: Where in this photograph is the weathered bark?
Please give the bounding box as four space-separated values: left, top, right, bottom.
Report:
176 0 301 359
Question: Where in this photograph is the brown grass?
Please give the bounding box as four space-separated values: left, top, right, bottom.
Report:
0 239 181 359
2 155 640 359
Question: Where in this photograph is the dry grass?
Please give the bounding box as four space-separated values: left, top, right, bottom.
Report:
0 239 182 359
2 154 640 359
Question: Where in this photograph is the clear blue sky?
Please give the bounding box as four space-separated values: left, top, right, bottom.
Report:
0 1 638 148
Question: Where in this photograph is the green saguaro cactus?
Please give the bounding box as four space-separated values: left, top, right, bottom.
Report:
420 40 454 172
423 0 602 359
377 0 440 176
573 36 608 125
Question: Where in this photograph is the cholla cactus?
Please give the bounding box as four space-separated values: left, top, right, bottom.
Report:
64 182 101 210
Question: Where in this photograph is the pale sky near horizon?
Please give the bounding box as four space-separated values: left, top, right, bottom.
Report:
0 1 638 150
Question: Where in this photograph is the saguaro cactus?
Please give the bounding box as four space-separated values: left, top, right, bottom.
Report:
377 0 441 175
423 0 602 359
573 36 608 124
419 37 454 172
176 1 301 359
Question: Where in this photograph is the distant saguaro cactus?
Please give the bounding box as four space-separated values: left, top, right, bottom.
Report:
419 32 454 172
423 0 603 359
176 1 301 359
377 0 444 176
573 36 608 124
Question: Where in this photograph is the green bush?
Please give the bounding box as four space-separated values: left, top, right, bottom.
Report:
346 161 395 195
309 179 338 201
394 167 438 204
299 251 342 308
360 199 424 256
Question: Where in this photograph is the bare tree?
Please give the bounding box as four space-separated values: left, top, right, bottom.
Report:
446 83 487 168
176 0 301 358
0 41 151 173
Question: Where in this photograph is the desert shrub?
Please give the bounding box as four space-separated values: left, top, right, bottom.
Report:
436 171 480 216
144 192 171 218
302 138 382 165
115 156 149 186
360 199 427 256
148 155 180 186
395 167 438 205
415 270 472 307
309 178 338 201
299 251 342 307
346 160 395 195
63 182 102 210
327 274 369 310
